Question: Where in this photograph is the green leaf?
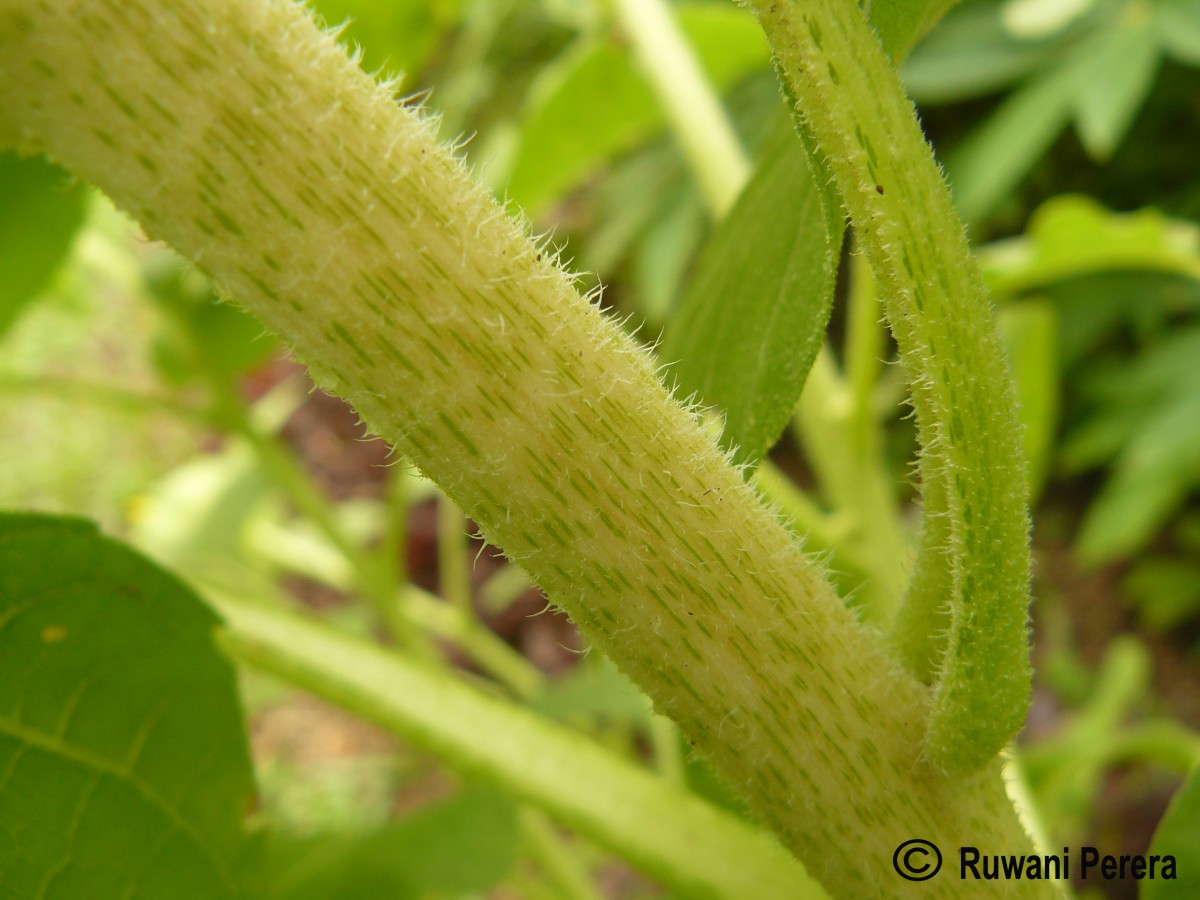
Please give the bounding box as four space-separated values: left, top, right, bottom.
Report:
1153 0 1200 66
901 0 1060 103
981 195 1200 297
946 59 1079 226
309 0 457 79
1073 19 1160 160
506 6 770 215
144 253 279 384
1076 387 1200 564
660 119 843 468
870 0 962 61
1123 557 1200 631
1143 766 1200 898
0 512 258 898
269 788 519 899
0 153 87 338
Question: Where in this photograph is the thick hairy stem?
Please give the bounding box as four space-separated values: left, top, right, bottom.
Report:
748 0 1033 774
0 0 1046 894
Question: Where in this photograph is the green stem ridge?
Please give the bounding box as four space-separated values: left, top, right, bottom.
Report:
1 0 1045 893
748 0 1033 774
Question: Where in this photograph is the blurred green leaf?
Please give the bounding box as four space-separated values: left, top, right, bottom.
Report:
996 300 1059 500
903 0 1063 103
532 652 652 727
0 512 258 898
268 788 519 900
981 195 1200 296
144 253 279 385
1075 375 1200 564
1154 0 1200 65
1123 557 1200 631
310 0 458 79
661 120 843 468
1073 18 1160 160
506 6 770 215
946 56 1080 226
870 0 961 60
0 153 87 338
130 442 281 598
1144 766 1200 898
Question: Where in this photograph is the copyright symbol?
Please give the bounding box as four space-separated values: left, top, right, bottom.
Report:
893 839 942 881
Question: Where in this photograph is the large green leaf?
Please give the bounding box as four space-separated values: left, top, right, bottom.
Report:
660 119 843 468
268 788 518 899
1143 766 1200 898
0 153 87 338
0 513 258 898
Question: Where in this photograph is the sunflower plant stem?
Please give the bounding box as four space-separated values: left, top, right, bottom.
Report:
0 0 1047 894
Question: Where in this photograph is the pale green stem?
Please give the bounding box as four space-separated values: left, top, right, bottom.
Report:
0 1 1046 892
404 585 545 701
648 713 686 785
213 594 820 900
609 0 750 217
437 492 474 615
517 808 607 900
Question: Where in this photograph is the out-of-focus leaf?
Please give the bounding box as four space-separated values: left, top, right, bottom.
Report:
144 253 279 385
0 153 87 338
309 0 458 80
947 58 1079 226
1044 271 1200 370
984 196 1200 289
1076 387 1200 564
660 119 843 468
532 653 652 727
996 300 1058 500
269 788 519 900
903 0 1059 102
1154 0 1200 65
130 442 279 598
1144 766 1200 898
506 7 770 215
0 512 259 898
870 0 961 60
1003 0 1097 39
1073 19 1160 160
1123 557 1200 631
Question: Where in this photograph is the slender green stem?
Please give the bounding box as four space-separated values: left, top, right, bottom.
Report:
749 0 1033 774
404 585 545 701
609 0 750 216
213 594 821 900
517 808 607 900
437 492 473 616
